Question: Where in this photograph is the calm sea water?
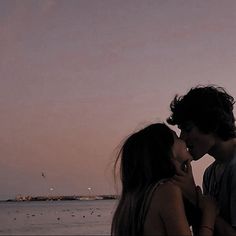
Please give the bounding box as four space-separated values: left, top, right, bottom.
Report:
0 200 117 235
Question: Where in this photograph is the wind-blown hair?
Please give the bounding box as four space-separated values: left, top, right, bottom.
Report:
111 123 176 236
167 85 236 140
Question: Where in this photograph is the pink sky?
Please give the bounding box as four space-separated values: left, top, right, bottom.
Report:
0 0 236 200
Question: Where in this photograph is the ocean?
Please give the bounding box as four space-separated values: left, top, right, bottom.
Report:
0 199 117 235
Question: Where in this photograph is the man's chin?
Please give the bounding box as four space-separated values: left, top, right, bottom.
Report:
190 151 200 160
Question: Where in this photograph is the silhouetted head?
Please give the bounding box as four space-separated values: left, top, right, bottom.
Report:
167 85 236 159
117 123 176 193
167 85 235 140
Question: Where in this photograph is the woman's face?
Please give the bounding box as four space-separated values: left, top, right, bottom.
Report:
172 131 192 165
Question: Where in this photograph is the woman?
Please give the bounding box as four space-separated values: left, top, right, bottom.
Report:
111 123 218 236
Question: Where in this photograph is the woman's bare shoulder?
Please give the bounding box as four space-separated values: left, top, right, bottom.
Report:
151 181 182 207
147 182 192 236
155 180 181 195
145 181 184 224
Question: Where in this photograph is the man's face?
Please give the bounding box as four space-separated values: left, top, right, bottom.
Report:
179 122 215 160
172 131 192 164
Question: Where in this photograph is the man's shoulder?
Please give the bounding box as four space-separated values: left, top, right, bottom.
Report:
226 153 236 174
229 150 236 166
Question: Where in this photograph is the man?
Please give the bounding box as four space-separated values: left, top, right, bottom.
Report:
167 85 236 235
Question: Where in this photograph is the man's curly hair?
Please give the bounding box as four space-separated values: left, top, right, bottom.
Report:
167 85 236 140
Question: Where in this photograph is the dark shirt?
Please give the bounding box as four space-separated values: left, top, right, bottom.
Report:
203 152 236 228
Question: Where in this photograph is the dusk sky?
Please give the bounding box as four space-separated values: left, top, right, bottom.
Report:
1 0 236 200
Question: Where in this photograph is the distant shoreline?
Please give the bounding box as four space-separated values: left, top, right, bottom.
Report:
2 195 118 202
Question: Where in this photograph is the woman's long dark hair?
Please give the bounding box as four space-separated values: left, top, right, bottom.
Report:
111 123 176 236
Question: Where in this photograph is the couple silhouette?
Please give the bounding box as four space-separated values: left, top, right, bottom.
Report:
112 85 236 236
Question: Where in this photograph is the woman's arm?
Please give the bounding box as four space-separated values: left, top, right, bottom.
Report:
196 186 218 236
170 160 218 235
157 182 192 236
157 183 217 236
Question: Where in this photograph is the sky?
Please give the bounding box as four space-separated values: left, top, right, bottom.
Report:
0 0 236 200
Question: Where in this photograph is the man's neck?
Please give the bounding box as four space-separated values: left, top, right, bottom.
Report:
208 138 236 163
